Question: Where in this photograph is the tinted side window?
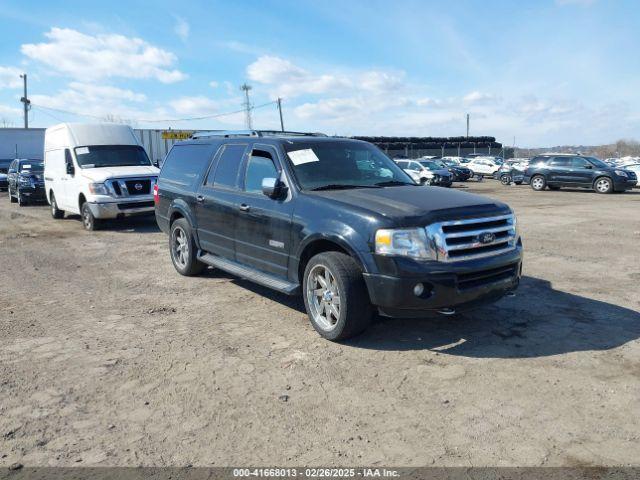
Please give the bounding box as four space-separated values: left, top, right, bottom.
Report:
245 153 277 193
550 157 572 167
161 144 212 187
571 157 590 168
208 144 247 188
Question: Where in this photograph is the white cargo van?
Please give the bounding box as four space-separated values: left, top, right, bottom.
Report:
44 123 160 230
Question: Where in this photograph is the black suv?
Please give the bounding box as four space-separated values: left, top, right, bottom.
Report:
155 131 523 340
523 154 637 193
7 159 46 205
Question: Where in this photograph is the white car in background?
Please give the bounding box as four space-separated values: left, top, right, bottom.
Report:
623 163 640 186
465 156 501 178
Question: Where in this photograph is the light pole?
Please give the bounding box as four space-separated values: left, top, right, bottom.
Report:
20 74 30 129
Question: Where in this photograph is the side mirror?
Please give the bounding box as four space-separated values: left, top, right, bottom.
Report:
66 161 75 176
262 177 285 199
584 164 593 169
152 160 160 168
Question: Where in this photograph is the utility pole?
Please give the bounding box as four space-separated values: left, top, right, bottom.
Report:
240 83 253 130
20 73 30 129
466 113 470 138
277 97 285 132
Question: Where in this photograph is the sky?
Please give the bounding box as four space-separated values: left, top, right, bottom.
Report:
0 0 638 147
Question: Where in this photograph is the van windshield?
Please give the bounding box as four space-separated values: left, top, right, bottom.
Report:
74 145 151 168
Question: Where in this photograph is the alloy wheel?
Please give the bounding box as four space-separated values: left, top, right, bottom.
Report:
172 227 189 269
306 264 341 331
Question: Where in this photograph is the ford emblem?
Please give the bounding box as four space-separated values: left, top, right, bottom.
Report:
134 183 143 191
479 232 495 244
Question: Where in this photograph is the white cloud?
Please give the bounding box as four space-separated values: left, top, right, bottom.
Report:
0 66 23 89
209 81 219 88
247 55 405 99
174 17 190 42
169 96 219 116
463 91 497 105
21 27 187 84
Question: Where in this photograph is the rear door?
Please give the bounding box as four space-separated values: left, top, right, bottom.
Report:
233 144 294 277
195 143 248 259
547 157 572 184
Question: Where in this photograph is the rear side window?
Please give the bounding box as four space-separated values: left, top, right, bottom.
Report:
161 144 212 186
207 144 247 188
550 157 572 167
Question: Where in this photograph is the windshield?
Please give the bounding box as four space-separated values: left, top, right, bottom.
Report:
283 140 414 190
585 157 609 168
74 145 151 168
419 161 440 170
19 161 44 173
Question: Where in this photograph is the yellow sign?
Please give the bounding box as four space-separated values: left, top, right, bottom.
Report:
161 130 194 140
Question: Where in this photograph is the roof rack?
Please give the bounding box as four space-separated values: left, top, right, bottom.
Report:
191 130 328 139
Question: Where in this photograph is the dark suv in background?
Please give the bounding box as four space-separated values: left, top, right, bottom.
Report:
155 131 523 340
524 154 637 193
7 159 46 206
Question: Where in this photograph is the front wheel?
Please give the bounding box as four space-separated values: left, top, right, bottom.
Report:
594 177 613 194
530 175 546 191
500 174 511 185
170 218 205 276
50 192 64 219
303 252 373 341
81 202 100 231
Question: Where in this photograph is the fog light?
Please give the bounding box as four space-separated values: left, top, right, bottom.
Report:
413 283 425 296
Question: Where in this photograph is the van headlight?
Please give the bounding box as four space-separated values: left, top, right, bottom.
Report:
375 228 431 259
88 182 110 195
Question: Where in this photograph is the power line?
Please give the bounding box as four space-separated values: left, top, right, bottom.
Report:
30 100 278 124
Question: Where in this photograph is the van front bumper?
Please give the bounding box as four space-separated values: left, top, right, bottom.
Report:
87 199 155 219
362 246 523 317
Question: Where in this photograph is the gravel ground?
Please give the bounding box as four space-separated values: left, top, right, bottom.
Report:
0 182 639 467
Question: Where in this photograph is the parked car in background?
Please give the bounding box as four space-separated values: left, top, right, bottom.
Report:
622 163 640 186
438 159 472 181
7 159 45 205
495 158 529 185
0 171 7 191
155 131 522 340
524 154 637 193
44 123 160 230
396 159 453 186
465 157 501 178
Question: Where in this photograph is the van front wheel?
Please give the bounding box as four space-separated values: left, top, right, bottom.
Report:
50 192 64 219
81 202 100 231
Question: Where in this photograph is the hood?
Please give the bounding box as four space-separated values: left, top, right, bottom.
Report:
307 185 510 226
79 165 160 182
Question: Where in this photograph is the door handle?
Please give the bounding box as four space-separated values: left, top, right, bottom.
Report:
239 204 251 212
196 195 204 203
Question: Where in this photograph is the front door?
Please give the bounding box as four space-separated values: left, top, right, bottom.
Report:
569 157 596 186
233 145 294 278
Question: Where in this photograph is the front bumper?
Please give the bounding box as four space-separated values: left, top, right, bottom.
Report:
18 185 46 200
613 177 637 191
362 246 523 317
87 198 155 219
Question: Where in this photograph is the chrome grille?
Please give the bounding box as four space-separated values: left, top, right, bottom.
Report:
425 214 517 262
107 177 156 197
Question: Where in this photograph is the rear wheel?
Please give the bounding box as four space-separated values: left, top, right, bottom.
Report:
303 252 372 341
500 174 511 185
594 177 613 194
50 192 64 219
531 175 546 191
170 218 205 276
81 202 100 231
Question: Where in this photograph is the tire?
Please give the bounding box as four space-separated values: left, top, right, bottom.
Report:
530 175 546 191
50 192 64 219
169 218 205 276
594 176 613 194
9 187 17 203
81 202 100 231
17 193 26 206
500 174 511 185
302 251 373 341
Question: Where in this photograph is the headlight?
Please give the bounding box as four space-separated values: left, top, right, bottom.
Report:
614 170 628 177
375 228 431 259
88 183 110 195
18 175 31 186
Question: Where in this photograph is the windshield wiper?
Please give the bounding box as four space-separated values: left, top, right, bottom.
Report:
310 184 380 191
374 180 416 187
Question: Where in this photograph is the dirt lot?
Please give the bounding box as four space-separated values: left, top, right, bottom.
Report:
1 182 639 467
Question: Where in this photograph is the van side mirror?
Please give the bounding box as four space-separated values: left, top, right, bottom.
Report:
262 177 285 199
65 150 75 176
152 160 160 168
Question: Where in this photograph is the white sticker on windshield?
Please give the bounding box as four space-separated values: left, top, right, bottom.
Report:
76 147 89 155
287 149 320 166
22 164 31 169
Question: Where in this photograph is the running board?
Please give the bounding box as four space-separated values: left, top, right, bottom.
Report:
198 253 299 295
